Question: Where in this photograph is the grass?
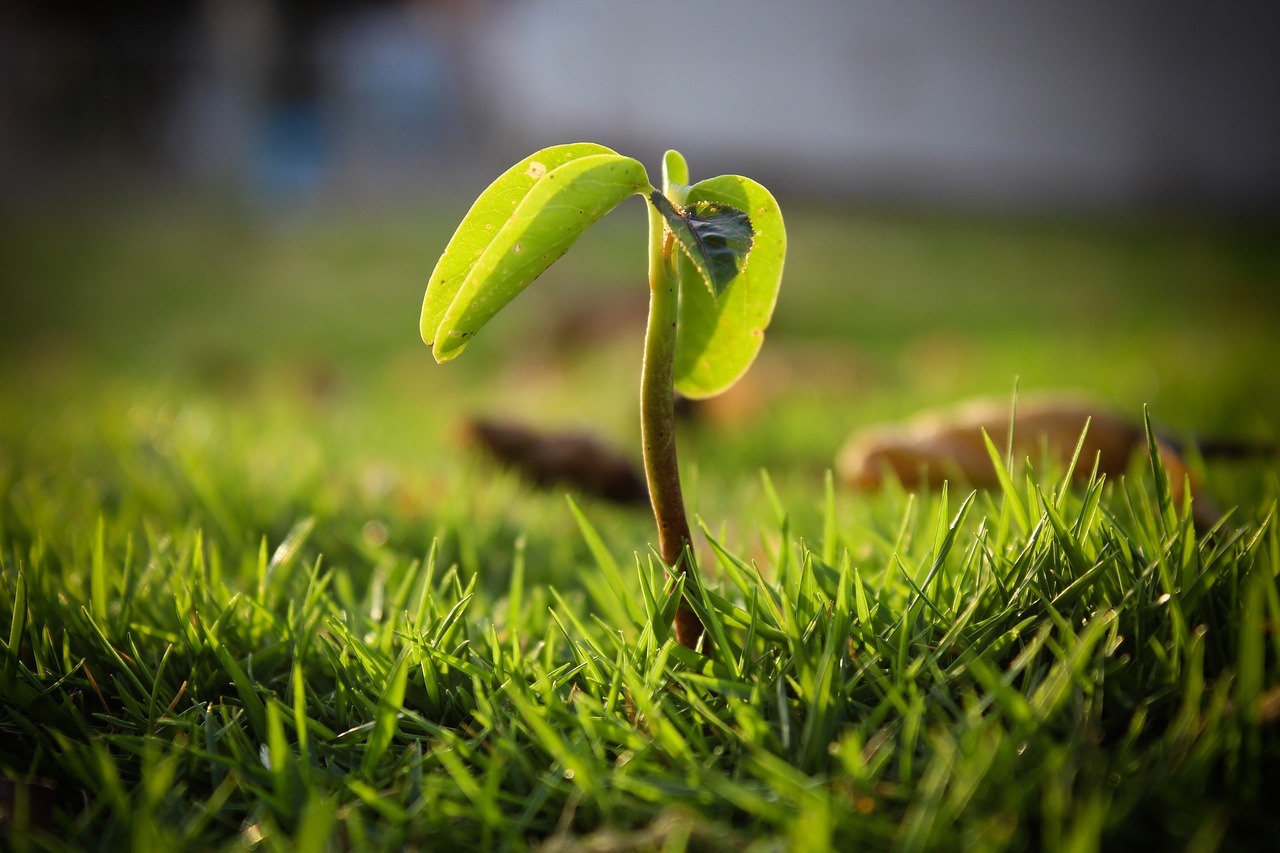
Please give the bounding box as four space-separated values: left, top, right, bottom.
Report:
1 197 1279 850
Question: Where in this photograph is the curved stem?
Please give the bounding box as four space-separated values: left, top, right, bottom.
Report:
642 196 704 650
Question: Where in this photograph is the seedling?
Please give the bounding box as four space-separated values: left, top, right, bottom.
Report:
420 143 786 648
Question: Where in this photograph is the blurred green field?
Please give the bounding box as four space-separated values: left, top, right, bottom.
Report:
2 197 1279 849
3 197 1278 501
3 197 1278 597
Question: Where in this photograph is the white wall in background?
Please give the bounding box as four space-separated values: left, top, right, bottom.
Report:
472 0 1280 209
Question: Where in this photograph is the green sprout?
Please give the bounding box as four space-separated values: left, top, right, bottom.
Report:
420 143 786 649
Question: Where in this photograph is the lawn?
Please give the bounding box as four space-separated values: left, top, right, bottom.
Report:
2 195 1279 850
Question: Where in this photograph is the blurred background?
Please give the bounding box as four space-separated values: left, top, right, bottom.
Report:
2 0 1279 485
3 0 1279 209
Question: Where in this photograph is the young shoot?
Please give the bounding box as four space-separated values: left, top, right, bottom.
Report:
420 143 786 649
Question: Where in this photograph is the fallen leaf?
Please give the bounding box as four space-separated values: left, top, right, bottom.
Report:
463 417 648 505
837 395 1222 529
0 777 56 834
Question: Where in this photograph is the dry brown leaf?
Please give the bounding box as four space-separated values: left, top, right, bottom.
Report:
837 395 1221 529
0 777 56 834
463 417 648 505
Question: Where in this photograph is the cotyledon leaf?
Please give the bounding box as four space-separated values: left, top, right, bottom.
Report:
428 152 650 361
673 175 785 399
420 142 629 352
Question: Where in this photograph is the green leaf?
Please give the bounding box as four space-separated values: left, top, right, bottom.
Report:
650 192 753 297
421 143 611 348
673 175 786 398
423 145 649 361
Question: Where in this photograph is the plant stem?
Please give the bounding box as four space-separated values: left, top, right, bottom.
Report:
642 195 704 650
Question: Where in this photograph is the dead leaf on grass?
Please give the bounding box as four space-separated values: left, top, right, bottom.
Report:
837 395 1224 529
463 417 648 506
0 777 56 834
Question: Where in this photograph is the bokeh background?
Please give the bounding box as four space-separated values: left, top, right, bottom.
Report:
5 7 1280 846
5 1 1280 208
3 0 1279 480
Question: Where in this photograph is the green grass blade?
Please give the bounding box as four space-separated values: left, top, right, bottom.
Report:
291 661 310 763
91 514 108 626
567 496 644 625
822 469 839 567
982 428 1030 535
5 568 25 677
1029 610 1115 721
1143 405 1178 534
361 650 410 777
205 624 268 741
